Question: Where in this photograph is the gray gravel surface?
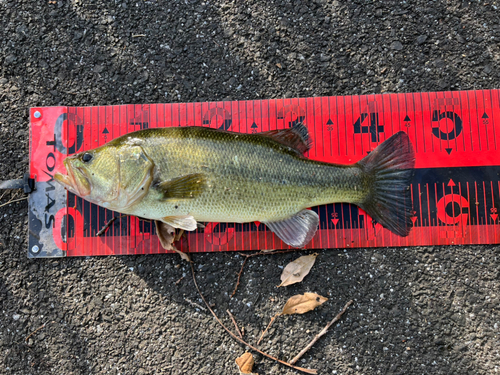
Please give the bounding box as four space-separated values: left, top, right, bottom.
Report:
1 1 500 374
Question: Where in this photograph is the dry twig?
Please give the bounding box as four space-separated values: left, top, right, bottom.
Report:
184 298 207 312
231 256 248 298
25 321 53 343
290 300 353 365
227 310 243 339
190 262 317 374
97 215 128 236
231 249 299 298
97 217 117 236
0 196 27 209
257 314 278 345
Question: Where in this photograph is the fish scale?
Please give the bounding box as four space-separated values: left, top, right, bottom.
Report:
126 127 368 223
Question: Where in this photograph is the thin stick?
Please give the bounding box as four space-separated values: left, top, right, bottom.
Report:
238 249 299 259
97 215 127 236
227 310 243 339
25 321 53 342
231 256 248 298
231 249 299 298
289 300 353 365
97 217 117 236
257 313 278 345
0 196 27 209
189 263 317 374
132 34 146 37
184 298 207 312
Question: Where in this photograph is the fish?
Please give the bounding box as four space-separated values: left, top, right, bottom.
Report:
54 124 415 248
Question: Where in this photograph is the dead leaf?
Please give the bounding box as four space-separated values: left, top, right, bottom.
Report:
278 253 318 287
155 220 175 250
235 352 254 374
259 292 328 343
281 293 328 315
155 221 191 262
172 248 191 262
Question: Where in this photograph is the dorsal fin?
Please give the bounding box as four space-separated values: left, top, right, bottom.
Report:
258 122 312 155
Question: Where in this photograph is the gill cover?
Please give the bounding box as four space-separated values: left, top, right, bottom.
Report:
56 144 155 210
111 145 155 210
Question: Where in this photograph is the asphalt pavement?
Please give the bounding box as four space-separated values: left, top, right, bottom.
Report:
1 1 499 374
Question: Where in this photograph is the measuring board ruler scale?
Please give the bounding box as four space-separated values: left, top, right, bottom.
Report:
27 89 500 258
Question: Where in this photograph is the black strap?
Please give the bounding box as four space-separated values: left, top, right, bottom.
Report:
0 174 36 193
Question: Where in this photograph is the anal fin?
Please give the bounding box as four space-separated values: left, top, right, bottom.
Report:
264 209 319 248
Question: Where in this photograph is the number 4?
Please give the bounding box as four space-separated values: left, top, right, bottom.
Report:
353 113 384 142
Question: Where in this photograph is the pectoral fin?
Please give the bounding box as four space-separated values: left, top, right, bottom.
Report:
263 209 319 248
157 173 206 200
161 215 198 231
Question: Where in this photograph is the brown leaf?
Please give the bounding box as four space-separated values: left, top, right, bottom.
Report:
155 221 191 262
155 221 176 250
278 253 318 287
172 248 191 262
235 352 254 374
281 293 328 315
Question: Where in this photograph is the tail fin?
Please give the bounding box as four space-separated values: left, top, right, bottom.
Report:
358 131 415 237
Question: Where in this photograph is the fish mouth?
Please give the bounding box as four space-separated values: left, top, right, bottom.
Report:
54 159 91 197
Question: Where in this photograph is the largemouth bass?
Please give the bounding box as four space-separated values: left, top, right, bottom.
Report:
54 124 415 248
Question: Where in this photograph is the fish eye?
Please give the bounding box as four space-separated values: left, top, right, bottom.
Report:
82 153 93 163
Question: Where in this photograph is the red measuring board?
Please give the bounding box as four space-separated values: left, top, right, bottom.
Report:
28 90 500 258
